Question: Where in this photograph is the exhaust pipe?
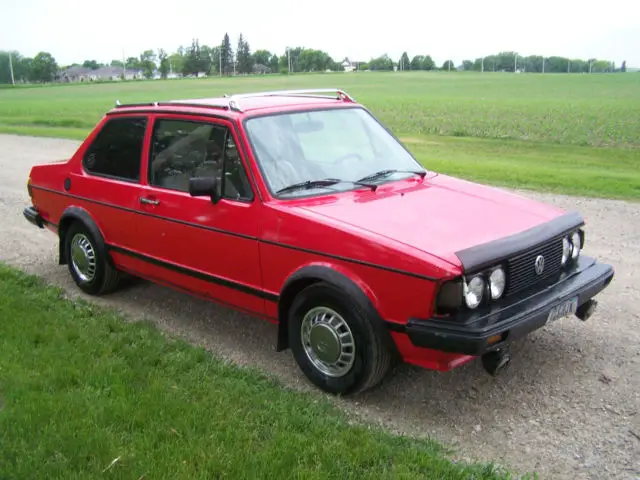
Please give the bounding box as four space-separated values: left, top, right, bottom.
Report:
481 348 511 376
576 299 597 322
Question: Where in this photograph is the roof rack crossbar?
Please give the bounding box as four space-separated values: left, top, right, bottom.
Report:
229 88 355 103
112 88 355 113
112 101 230 111
157 101 230 111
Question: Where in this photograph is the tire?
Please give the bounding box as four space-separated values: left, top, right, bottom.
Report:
288 282 392 395
64 221 120 295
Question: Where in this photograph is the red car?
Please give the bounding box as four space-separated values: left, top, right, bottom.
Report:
24 88 615 395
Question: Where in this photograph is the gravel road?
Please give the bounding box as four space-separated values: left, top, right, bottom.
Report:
1 134 639 479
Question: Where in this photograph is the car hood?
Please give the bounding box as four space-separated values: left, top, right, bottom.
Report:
295 174 565 267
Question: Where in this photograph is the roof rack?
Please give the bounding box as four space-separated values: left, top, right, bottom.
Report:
112 88 355 113
229 88 355 102
113 99 231 112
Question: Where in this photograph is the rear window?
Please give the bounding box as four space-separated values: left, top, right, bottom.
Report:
83 117 148 181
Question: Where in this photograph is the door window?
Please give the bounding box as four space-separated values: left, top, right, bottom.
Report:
83 116 148 182
148 118 253 201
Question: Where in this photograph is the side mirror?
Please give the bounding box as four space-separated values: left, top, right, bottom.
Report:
189 177 221 204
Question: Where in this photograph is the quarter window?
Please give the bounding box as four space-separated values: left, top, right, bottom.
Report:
148 118 252 201
83 116 147 181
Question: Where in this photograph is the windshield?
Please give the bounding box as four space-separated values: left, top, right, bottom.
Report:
244 107 425 197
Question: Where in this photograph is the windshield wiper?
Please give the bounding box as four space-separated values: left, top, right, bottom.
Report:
276 178 377 195
356 168 427 183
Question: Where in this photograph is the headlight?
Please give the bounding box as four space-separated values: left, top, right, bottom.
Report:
464 276 485 309
571 231 581 259
489 267 506 299
562 237 571 265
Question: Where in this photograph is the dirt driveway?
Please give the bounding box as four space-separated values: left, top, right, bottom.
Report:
1 134 638 479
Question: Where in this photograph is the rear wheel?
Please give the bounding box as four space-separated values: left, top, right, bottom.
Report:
64 222 120 295
288 282 391 395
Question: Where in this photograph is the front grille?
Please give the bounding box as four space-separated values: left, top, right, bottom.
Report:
504 236 564 296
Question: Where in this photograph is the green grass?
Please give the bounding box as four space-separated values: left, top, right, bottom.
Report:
0 263 515 479
404 135 640 200
1 71 639 199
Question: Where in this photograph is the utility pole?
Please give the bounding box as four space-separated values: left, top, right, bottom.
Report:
481 57 484 72
122 48 126 79
219 46 222 76
514 54 517 73
9 52 15 85
287 48 291 73
542 57 545 73
567 59 570 73
589 59 592 74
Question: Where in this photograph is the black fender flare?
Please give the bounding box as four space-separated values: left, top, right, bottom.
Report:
57 206 111 267
276 265 398 357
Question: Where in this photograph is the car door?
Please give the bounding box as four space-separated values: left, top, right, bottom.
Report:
75 114 150 272
125 113 268 317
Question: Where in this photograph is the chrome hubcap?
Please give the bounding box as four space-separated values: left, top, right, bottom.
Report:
70 233 96 282
301 306 355 377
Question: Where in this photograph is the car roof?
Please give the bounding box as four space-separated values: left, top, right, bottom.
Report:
107 88 361 119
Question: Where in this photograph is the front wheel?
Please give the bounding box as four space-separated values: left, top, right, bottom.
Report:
288 282 392 395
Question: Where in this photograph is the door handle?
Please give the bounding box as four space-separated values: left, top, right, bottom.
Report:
139 197 160 205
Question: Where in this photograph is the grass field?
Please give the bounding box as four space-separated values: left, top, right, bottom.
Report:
1 71 639 199
0 263 515 479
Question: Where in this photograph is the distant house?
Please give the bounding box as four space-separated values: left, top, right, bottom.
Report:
253 63 270 74
341 57 362 72
57 66 94 82
58 66 144 82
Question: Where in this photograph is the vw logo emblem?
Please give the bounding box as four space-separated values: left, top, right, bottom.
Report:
534 255 545 275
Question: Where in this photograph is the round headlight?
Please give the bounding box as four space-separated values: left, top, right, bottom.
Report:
464 276 485 309
562 237 571 265
571 231 581 259
489 268 506 299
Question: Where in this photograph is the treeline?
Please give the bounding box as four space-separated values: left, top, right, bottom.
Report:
365 51 625 73
0 33 346 84
0 36 630 84
459 51 624 73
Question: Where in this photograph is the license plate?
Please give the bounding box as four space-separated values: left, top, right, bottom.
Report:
547 297 579 323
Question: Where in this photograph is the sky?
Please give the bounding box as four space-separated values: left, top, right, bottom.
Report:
3 0 640 67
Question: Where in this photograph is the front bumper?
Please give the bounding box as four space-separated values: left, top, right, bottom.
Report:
406 255 614 356
23 206 45 228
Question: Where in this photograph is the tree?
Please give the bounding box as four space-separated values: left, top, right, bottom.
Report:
297 49 335 71
236 34 253 74
30 52 58 82
125 57 141 70
183 38 202 75
82 60 101 70
158 49 169 78
253 50 271 67
269 54 279 73
398 51 410 70
168 52 184 75
0 51 27 83
200 45 214 74
441 60 455 71
368 54 394 71
110 60 124 68
621 60 626 73
410 55 424 70
220 33 234 75
139 50 156 79
421 55 435 70
461 60 473 71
